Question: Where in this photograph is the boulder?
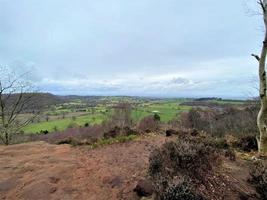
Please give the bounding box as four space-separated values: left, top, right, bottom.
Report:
134 180 153 197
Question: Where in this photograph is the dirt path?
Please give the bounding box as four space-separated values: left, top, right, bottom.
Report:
73 135 167 200
221 159 257 199
0 135 167 200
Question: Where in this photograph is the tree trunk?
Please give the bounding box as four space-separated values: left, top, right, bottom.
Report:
257 1 267 155
4 130 9 145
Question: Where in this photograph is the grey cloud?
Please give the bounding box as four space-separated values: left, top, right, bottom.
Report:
0 0 262 98
169 77 190 85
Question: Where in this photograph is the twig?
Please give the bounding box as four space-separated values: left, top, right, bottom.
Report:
251 54 260 61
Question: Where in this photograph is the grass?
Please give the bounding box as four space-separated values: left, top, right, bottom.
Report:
23 114 105 134
132 102 191 122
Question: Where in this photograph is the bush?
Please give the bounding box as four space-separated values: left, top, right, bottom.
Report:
57 137 80 146
249 161 267 200
159 182 204 200
40 130 49 135
91 134 137 148
149 138 220 180
138 115 159 132
204 137 230 150
233 135 258 152
154 113 161 121
103 126 120 138
178 104 259 138
32 125 104 144
148 136 221 199
57 136 97 146
188 133 230 151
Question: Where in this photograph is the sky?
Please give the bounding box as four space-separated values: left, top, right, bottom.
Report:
0 0 264 98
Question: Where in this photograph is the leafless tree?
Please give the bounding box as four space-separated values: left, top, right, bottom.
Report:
0 67 39 145
111 102 133 129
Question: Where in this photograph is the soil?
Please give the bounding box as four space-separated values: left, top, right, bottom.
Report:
0 135 259 200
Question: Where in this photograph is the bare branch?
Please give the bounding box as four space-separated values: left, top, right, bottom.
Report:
258 0 266 13
0 67 39 144
251 53 261 61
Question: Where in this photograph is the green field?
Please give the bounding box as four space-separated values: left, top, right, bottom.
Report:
23 113 105 133
22 97 242 134
132 102 191 122
22 98 191 134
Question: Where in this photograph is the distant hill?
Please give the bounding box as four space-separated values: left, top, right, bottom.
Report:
3 93 63 113
34 93 64 106
195 97 222 101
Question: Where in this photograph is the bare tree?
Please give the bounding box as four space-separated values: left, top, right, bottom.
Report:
111 102 132 129
251 0 267 155
0 67 38 145
102 102 133 136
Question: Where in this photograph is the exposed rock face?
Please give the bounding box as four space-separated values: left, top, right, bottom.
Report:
0 135 168 200
134 180 153 197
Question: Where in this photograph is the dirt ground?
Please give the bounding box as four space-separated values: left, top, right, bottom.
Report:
0 135 259 200
0 135 167 200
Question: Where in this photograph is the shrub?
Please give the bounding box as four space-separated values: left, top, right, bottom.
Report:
102 102 134 137
138 115 159 132
91 134 137 148
178 104 259 138
179 108 208 132
159 182 204 200
57 136 98 146
154 113 161 121
84 122 89 127
149 138 220 180
40 130 49 135
249 161 267 199
148 136 221 199
32 125 104 144
103 126 120 138
233 135 258 152
210 138 230 150
57 137 80 146
103 125 137 138
190 133 230 150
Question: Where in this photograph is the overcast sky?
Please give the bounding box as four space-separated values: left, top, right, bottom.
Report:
0 0 264 98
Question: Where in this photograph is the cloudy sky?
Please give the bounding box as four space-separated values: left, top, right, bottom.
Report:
0 0 264 98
